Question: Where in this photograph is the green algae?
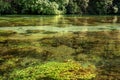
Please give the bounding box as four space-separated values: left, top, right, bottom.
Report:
10 61 96 80
0 30 17 36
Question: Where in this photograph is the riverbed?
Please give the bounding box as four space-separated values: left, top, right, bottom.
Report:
0 15 120 80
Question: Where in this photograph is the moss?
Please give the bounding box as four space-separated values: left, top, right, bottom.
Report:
10 61 96 80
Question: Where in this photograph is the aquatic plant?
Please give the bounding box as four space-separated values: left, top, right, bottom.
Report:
10 61 96 80
26 30 45 33
0 30 17 36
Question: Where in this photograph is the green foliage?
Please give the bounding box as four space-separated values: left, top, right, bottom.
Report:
113 0 120 14
0 0 120 15
12 0 59 14
50 0 69 14
66 0 89 14
37 1 59 15
88 0 118 15
0 0 11 14
66 0 80 14
10 61 96 80
88 0 106 14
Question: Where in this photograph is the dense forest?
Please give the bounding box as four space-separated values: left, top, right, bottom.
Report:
0 0 120 15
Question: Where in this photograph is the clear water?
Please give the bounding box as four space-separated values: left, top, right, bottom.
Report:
0 15 120 80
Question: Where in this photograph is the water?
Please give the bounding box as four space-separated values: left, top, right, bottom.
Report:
0 15 120 80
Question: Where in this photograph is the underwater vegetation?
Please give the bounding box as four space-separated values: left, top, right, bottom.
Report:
9 61 96 80
0 16 120 80
0 30 17 36
0 29 120 80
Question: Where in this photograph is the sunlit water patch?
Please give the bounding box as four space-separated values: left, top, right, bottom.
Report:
0 25 120 33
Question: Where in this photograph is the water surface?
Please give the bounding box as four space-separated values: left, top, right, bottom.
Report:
0 15 120 80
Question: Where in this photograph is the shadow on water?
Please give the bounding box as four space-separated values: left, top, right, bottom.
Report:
0 15 120 80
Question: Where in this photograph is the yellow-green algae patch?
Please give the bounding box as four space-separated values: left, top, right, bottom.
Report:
10 61 96 80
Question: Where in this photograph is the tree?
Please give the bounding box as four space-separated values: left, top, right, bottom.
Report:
0 0 12 14
49 0 69 14
88 0 114 15
66 0 79 14
113 0 120 14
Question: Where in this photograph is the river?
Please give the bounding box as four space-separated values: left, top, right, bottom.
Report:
0 15 120 80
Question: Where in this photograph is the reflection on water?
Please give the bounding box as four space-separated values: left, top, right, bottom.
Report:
0 15 120 80
0 15 120 27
